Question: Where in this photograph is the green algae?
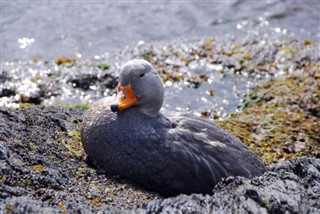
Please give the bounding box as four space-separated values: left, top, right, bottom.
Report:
19 103 37 109
278 46 295 56
217 73 320 164
97 63 110 71
68 129 81 140
66 130 84 158
54 103 90 110
140 49 155 62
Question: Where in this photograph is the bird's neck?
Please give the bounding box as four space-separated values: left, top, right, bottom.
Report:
117 106 160 120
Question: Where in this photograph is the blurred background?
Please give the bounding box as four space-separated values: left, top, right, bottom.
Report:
2 0 319 62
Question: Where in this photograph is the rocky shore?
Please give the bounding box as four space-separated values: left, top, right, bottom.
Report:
1 31 319 213
0 106 319 213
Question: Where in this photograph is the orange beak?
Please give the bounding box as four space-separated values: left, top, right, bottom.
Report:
111 83 139 112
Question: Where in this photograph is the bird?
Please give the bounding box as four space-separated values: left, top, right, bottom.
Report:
81 59 266 196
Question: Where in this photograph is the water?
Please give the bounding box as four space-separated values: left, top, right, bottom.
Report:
1 0 319 62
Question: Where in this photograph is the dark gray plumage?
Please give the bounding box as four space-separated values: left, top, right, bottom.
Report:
81 59 266 196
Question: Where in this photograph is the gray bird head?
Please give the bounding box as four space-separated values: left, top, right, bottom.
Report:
111 59 164 117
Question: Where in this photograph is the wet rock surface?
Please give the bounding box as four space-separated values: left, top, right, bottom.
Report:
140 157 320 213
0 106 319 213
0 107 160 213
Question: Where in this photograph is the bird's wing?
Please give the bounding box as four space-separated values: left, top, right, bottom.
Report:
166 113 266 177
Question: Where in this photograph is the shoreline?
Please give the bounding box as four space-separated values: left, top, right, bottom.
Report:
1 32 319 212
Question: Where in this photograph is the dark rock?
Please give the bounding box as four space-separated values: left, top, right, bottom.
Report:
0 106 319 213
138 157 320 213
67 73 117 91
26 97 42 105
100 73 117 89
0 89 16 98
0 71 9 83
0 197 59 214
68 75 99 90
0 142 9 160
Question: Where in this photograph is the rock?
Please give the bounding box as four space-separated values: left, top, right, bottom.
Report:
1 197 56 213
0 106 319 213
0 142 9 160
138 157 320 213
67 75 99 91
0 106 159 213
100 73 118 89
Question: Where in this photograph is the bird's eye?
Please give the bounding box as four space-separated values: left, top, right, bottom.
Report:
139 73 145 78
